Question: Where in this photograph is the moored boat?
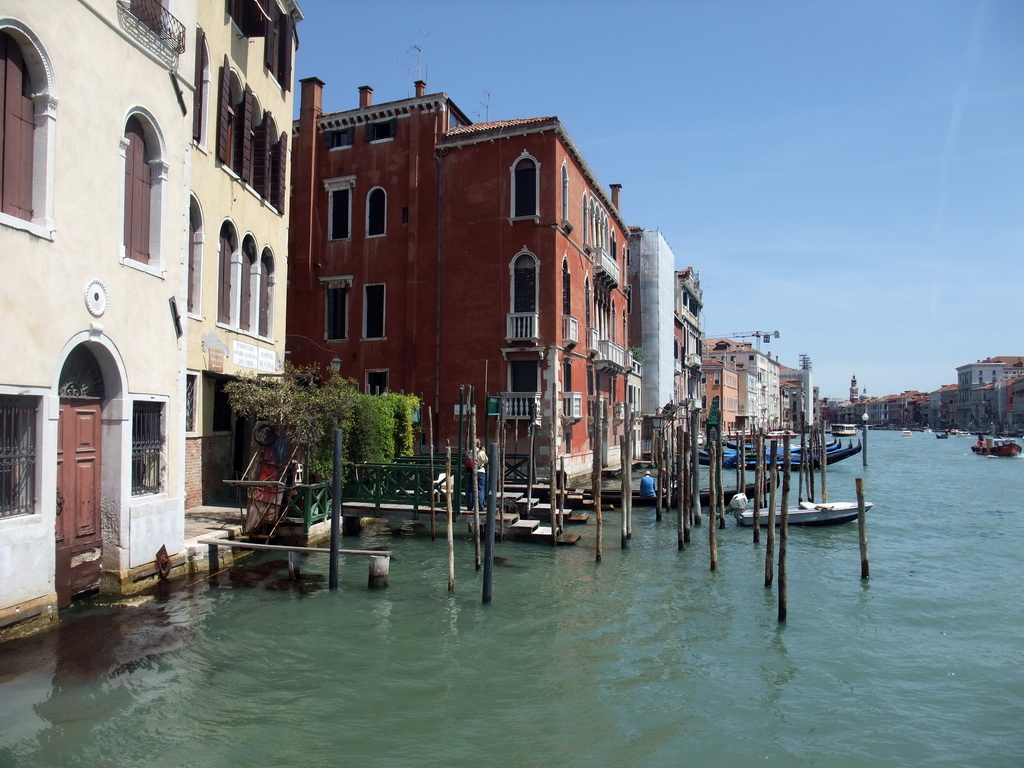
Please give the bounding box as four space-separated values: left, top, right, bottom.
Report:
830 423 859 437
970 436 1022 457
935 431 949 439
733 500 872 527
901 429 912 437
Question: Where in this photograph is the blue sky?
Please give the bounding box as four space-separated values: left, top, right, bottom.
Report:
292 0 1023 399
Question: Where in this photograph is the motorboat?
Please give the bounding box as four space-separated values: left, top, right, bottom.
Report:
901 429 912 437
970 436 1022 457
830 423 859 437
733 500 872 527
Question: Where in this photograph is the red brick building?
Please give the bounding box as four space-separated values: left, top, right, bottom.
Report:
287 79 631 479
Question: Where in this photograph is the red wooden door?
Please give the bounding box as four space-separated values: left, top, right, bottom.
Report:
55 400 102 608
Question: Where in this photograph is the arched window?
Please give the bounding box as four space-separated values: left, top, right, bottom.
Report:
258 248 275 337
582 196 588 245
187 197 203 314
1 31 34 220
560 163 568 222
217 222 237 324
561 259 571 316
121 110 167 270
367 187 386 236
0 23 56 237
252 113 277 201
512 252 537 313
511 154 537 218
123 117 152 264
239 235 257 331
584 276 591 329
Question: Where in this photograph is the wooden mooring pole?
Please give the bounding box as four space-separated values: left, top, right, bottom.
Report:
620 434 629 549
428 407 436 541
682 429 691 544
752 429 762 543
676 424 685 551
594 401 603 563
691 408 702 526
483 442 498 603
329 428 343 591
709 437 718 571
446 444 455 592
856 477 869 579
716 426 726 529
470 386 481 571
765 438 778 587
778 436 791 622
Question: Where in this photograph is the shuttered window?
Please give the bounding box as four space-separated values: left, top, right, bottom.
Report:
258 250 273 337
216 57 233 167
123 117 152 264
269 131 287 211
1 32 35 221
191 27 207 144
187 202 200 313
252 114 270 198
233 85 253 180
218 223 236 324
239 236 256 331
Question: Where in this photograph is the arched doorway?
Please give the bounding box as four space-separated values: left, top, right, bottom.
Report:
55 345 105 607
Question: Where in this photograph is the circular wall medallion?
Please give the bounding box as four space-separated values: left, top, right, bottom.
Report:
85 280 108 317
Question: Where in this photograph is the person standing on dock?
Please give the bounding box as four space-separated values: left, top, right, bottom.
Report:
640 471 657 498
468 439 489 511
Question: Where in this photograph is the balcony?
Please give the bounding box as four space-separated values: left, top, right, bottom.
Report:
686 353 703 370
631 355 642 377
563 391 583 422
674 358 683 375
593 246 620 287
587 327 600 355
506 312 539 343
501 392 541 421
118 0 186 56
595 338 626 372
562 315 579 347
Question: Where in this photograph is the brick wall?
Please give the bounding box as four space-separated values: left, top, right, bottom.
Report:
184 434 234 508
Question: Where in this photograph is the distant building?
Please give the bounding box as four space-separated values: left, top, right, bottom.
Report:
626 228 675 414
703 339 782 428
701 358 739 433
674 268 704 407
955 356 1024 430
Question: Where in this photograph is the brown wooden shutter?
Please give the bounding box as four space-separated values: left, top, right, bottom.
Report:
239 241 253 331
192 27 206 143
278 12 293 91
1 33 34 220
216 56 232 165
240 85 253 181
124 118 151 264
251 115 269 199
264 2 278 76
271 131 287 210
259 252 272 337
218 226 232 324
187 210 197 313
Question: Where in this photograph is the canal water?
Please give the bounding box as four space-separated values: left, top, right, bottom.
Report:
1 431 1021 767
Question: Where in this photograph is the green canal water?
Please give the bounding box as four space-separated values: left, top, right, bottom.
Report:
1 431 1022 767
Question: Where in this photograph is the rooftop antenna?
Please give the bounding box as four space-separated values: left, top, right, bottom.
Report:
480 90 491 121
396 59 412 96
408 45 422 80
419 29 429 84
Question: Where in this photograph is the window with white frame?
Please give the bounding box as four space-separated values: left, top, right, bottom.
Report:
188 196 203 314
0 23 56 239
325 176 354 240
191 26 209 146
366 370 388 395
185 374 198 433
217 221 237 325
560 163 569 222
0 395 38 518
366 187 386 236
239 235 257 332
511 153 538 218
131 400 163 496
258 248 274 338
364 283 385 339
121 110 167 271
512 252 538 313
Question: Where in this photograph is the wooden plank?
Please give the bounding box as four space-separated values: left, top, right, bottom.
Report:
195 537 390 557
509 519 539 532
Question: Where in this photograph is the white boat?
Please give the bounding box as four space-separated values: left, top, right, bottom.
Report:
733 500 872 527
830 423 859 437
902 429 912 437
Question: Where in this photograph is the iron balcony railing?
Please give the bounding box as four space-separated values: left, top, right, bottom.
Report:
594 246 620 286
506 312 539 343
501 392 541 421
674 359 683 375
119 0 186 54
562 314 579 347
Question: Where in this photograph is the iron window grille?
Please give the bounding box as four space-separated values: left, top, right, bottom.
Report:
0 397 37 518
132 401 163 495
185 375 197 432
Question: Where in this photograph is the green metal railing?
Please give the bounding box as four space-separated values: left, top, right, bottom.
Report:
344 462 445 517
281 482 331 532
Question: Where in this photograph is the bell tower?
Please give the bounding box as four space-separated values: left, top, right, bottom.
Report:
850 373 859 402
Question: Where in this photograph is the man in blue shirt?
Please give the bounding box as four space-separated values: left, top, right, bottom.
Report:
639 470 656 497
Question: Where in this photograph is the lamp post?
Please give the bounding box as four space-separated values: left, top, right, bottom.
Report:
861 411 869 467
330 356 341 375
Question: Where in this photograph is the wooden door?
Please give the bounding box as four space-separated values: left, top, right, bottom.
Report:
55 400 102 608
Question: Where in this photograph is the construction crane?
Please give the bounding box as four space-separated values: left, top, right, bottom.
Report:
706 330 781 352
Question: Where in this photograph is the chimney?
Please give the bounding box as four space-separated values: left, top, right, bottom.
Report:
414 80 426 97
300 77 325 115
610 183 622 212
359 85 373 108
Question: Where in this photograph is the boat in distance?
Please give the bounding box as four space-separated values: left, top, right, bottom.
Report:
733 500 872 527
970 436 1022 457
830 423 860 437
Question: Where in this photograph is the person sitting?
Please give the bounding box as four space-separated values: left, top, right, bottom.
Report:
639 470 657 497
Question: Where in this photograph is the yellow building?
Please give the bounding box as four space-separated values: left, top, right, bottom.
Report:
185 0 301 507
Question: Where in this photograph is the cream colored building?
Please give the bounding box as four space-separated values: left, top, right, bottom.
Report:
0 0 197 630
185 0 301 507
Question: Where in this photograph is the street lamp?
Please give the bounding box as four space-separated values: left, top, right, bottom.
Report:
330 356 342 375
861 411 869 467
